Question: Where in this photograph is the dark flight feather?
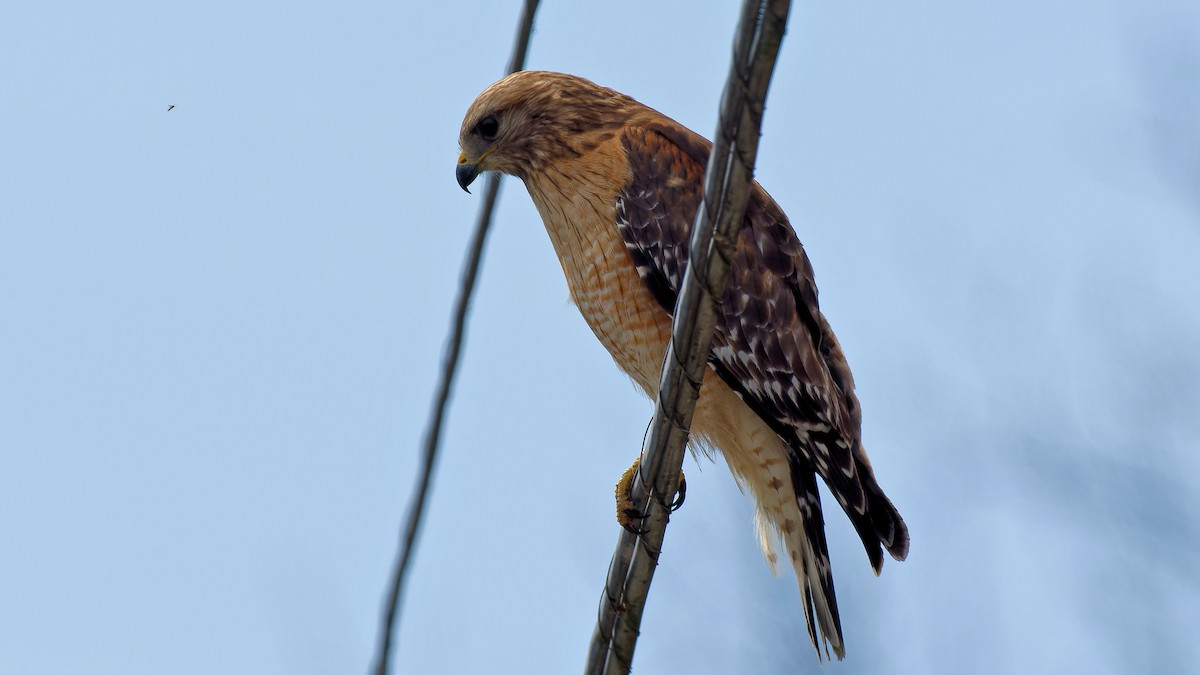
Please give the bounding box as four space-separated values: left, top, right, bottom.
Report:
614 122 909 650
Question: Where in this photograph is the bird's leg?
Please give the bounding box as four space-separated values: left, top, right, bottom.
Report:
615 457 687 534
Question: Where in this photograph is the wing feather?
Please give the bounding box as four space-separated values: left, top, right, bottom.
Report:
615 121 909 569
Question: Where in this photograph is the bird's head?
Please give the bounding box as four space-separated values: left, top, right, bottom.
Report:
456 71 640 192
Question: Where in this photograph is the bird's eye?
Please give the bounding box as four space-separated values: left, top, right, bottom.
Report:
477 115 500 141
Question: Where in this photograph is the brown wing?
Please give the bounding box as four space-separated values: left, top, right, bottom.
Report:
615 120 909 572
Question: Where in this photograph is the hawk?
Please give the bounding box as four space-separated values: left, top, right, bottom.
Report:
456 71 908 659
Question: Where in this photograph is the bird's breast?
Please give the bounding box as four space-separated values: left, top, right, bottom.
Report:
524 160 673 396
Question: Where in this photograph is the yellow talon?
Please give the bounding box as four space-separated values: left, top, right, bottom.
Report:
615 457 686 529
615 457 641 528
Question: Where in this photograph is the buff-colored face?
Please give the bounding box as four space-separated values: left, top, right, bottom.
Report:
456 71 638 192
455 89 509 192
456 71 560 192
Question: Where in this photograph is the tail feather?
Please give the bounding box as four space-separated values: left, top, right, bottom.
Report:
865 469 909 562
786 460 845 660
780 442 907 659
810 430 909 573
693 375 906 662
853 443 909 570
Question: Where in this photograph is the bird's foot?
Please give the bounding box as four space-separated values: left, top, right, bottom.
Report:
615 457 687 534
615 458 646 534
670 473 687 512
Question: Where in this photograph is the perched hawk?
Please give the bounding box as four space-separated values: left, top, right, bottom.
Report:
456 71 908 659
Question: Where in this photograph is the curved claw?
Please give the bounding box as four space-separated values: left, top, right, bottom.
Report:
620 506 647 535
670 474 687 512
615 457 642 529
622 521 650 536
615 458 687 531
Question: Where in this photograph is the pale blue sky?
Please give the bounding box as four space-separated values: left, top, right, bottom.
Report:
2 1 1198 674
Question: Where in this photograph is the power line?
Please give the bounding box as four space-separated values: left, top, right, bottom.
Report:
582 2 792 672
369 2 541 674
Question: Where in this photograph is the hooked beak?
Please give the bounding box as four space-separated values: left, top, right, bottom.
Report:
456 151 481 193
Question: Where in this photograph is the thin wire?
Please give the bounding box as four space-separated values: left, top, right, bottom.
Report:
370 2 541 674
